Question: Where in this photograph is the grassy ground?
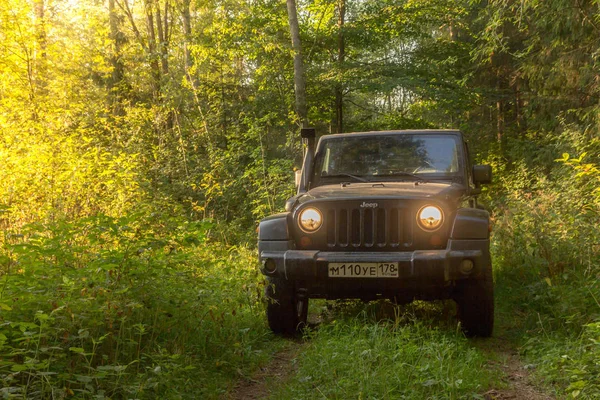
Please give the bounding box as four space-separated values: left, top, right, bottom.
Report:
493 266 600 399
271 300 498 400
0 214 285 399
2 212 598 399
261 257 599 399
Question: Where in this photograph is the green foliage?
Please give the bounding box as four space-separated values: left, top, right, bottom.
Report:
0 133 142 227
1 0 600 397
520 312 600 399
300 0 475 133
558 151 600 211
0 213 276 398
486 131 600 398
274 302 495 399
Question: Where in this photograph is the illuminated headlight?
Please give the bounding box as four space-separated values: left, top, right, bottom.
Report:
417 205 444 231
298 208 323 233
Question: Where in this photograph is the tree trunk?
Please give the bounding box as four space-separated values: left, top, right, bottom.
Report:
34 0 47 95
515 78 526 135
286 0 308 128
116 0 146 50
496 97 504 143
155 1 173 129
145 0 161 97
181 0 192 75
155 0 169 75
334 0 345 133
108 0 126 115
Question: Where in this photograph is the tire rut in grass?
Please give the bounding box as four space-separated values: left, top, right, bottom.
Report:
479 337 554 400
225 341 304 400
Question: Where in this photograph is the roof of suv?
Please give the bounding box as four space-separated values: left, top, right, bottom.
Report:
318 129 462 140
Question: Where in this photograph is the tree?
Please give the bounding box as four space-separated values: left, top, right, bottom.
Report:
335 0 345 133
286 0 308 128
108 0 127 114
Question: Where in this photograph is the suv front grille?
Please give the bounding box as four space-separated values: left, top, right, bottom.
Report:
325 206 413 249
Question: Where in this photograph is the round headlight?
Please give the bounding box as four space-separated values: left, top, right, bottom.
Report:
298 208 323 233
417 205 444 231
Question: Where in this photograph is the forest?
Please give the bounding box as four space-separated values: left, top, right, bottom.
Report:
0 0 599 398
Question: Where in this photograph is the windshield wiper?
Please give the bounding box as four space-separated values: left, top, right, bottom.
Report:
374 172 428 182
322 173 370 183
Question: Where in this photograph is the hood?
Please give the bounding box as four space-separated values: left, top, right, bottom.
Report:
298 182 466 203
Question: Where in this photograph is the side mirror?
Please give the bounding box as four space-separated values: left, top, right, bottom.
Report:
294 170 302 187
473 165 492 185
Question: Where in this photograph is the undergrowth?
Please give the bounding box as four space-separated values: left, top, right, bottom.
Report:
488 136 600 399
0 210 278 399
494 267 600 399
274 301 496 400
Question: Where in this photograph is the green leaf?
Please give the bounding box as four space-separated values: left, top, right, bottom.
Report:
11 364 29 372
568 380 587 390
69 347 86 354
75 375 93 383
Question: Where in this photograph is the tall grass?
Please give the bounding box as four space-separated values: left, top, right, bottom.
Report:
487 135 600 398
0 211 280 399
274 301 496 400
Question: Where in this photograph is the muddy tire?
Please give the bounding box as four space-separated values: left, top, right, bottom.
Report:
265 278 308 335
455 269 494 337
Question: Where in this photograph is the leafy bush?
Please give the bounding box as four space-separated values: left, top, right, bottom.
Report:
0 129 144 229
486 132 600 398
0 211 274 399
522 320 600 399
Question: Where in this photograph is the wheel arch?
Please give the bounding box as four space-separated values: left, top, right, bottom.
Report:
450 207 490 240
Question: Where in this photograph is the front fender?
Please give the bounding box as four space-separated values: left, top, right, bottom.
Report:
258 213 294 261
450 208 490 240
258 213 291 241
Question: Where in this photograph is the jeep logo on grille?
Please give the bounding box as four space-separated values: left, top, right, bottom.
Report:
360 202 378 208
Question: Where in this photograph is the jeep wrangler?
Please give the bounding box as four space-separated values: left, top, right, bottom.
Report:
258 129 494 337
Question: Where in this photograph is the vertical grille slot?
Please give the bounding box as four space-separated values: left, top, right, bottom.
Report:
390 208 399 246
402 209 413 246
351 209 360 246
327 209 336 246
339 209 348 247
364 209 374 247
397 209 405 245
377 208 386 246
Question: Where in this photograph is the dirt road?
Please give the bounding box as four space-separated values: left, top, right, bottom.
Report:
226 306 555 400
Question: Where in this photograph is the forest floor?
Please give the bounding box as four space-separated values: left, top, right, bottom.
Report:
477 337 554 400
225 307 555 400
226 343 304 400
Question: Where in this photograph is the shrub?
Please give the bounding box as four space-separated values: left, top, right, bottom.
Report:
0 211 272 399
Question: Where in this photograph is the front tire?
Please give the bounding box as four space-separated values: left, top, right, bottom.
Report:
455 269 494 337
265 278 308 335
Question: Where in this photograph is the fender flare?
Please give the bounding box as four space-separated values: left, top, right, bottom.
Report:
450 208 490 240
258 213 291 241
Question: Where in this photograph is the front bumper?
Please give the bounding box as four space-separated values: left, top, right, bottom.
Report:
259 239 490 299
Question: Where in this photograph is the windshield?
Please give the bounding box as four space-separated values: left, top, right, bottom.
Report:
313 134 462 185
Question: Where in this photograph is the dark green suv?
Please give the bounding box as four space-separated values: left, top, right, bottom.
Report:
258 129 494 337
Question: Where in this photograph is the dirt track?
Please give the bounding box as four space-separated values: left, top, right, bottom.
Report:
226 342 304 400
226 311 555 400
479 337 554 400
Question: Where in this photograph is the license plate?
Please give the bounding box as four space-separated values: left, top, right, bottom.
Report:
328 262 399 278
